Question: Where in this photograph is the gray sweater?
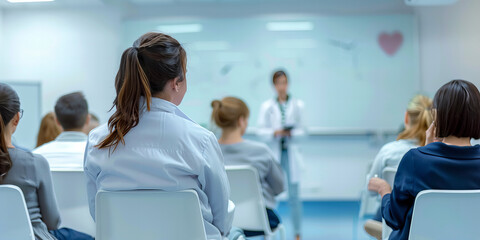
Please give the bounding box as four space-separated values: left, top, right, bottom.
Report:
3 148 60 240
220 140 285 209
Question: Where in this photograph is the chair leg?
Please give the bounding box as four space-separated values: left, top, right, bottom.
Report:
275 225 286 240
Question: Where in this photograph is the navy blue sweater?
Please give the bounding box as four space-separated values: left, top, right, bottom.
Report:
382 142 480 240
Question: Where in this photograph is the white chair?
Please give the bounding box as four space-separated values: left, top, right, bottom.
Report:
225 165 286 240
51 170 95 236
359 162 381 220
95 189 207 240
409 189 480 240
0 185 35 240
381 167 397 240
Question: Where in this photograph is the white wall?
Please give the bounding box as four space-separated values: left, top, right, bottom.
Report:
0 8 122 124
417 0 480 95
0 9 3 49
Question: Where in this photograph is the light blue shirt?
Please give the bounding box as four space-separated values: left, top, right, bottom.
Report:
366 139 418 181
84 98 231 240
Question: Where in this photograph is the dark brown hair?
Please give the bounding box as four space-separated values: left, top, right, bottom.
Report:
0 83 20 181
36 112 62 147
272 70 288 85
97 32 186 150
433 79 480 139
54 92 88 130
211 97 249 129
397 95 433 146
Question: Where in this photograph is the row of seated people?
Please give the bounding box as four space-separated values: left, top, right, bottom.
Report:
2 31 480 240
362 80 480 240
0 34 286 240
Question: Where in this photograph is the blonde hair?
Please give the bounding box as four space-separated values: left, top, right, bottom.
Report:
397 95 433 146
211 97 249 129
36 112 62 147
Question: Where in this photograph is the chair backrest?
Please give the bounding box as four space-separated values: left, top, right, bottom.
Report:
0 185 34 240
381 167 397 240
409 189 480 240
95 189 207 240
382 167 397 187
51 170 95 236
225 165 271 234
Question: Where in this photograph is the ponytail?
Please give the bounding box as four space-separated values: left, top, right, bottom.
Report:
96 47 152 151
97 32 186 151
0 115 12 182
397 95 433 146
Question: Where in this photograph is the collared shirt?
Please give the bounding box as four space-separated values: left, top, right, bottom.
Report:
382 142 480 240
33 131 88 171
84 97 231 240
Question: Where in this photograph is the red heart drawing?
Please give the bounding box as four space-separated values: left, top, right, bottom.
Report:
378 32 403 56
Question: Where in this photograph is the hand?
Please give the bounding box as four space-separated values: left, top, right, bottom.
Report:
274 130 291 137
425 122 443 146
368 177 392 198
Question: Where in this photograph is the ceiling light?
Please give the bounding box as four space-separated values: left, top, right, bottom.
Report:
7 0 54 2
190 41 230 51
156 24 203 34
266 21 314 31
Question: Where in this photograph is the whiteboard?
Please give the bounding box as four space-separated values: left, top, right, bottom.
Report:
122 15 419 132
4 81 42 150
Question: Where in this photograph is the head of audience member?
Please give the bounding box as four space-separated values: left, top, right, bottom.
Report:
397 95 433 146
432 80 480 141
36 112 62 147
272 70 289 101
84 113 100 134
0 83 21 181
54 92 90 133
211 97 250 137
97 32 186 150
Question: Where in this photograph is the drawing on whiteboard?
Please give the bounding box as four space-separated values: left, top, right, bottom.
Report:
378 31 403 56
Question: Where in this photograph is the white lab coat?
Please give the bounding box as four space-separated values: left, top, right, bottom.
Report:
84 97 232 240
256 97 306 183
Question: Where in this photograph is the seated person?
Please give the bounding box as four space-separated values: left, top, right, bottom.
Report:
211 97 285 236
369 79 480 240
0 83 93 240
36 112 62 148
34 92 90 170
364 95 432 240
84 32 244 240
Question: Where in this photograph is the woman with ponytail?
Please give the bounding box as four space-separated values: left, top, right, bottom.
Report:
0 83 93 240
369 80 480 240
364 95 433 240
84 33 241 240
211 97 285 237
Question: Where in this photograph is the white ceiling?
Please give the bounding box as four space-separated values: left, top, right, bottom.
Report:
0 0 104 8
0 0 413 18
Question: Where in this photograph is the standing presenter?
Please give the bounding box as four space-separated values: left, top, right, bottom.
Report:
257 70 305 240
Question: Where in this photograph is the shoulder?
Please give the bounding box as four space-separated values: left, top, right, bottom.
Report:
260 99 276 109
10 148 50 171
87 123 110 146
380 140 418 155
291 98 305 107
32 141 57 154
243 139 270 151
242 140 275 156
